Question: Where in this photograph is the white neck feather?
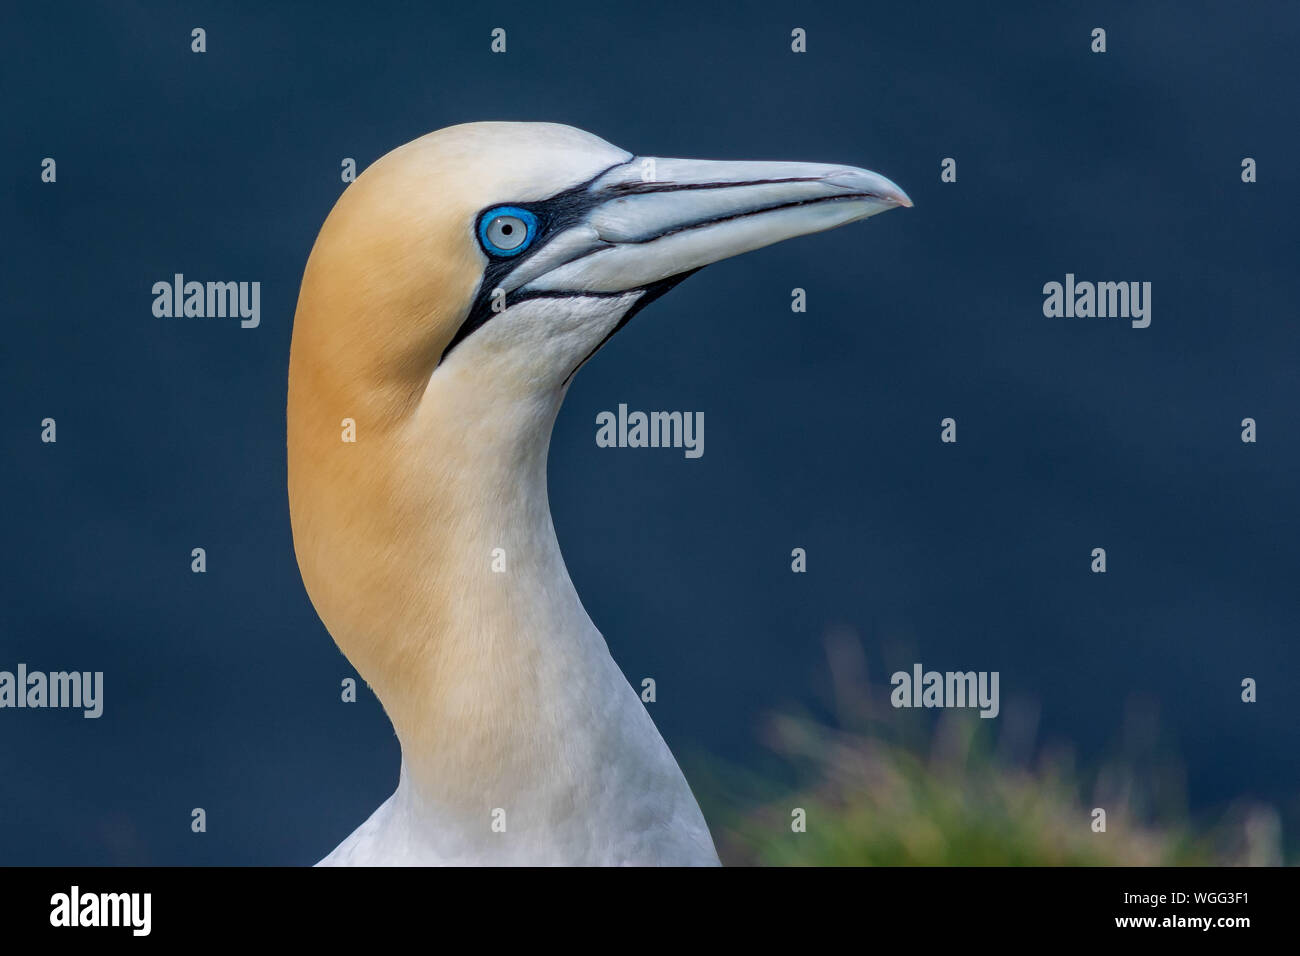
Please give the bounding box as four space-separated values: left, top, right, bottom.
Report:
318 375 718 865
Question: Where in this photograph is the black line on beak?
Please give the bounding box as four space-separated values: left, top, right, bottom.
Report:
604 176 822 196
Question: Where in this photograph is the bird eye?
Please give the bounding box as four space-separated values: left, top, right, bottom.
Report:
478 206 538 257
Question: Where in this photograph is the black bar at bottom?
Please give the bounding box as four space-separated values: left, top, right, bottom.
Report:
1 865 1290 941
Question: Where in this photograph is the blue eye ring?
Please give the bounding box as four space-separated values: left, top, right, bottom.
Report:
477 206 538 257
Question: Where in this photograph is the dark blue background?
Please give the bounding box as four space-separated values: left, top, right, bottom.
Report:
2 1 1296 864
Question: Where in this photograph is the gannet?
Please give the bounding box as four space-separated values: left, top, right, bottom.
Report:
287 122 910 865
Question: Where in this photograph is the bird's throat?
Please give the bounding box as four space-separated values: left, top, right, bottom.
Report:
289 371 655 830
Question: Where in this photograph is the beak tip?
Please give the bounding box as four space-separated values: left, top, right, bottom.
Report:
884 185 913 209
842 168 911 210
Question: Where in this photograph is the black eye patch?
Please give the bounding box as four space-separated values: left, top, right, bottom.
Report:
438 161 628 365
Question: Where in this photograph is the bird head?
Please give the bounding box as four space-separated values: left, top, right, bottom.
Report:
290 121 910 425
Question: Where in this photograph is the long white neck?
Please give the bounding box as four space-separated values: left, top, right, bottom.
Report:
308 374 717 865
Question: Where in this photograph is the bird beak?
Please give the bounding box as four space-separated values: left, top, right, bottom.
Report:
499 156 911 297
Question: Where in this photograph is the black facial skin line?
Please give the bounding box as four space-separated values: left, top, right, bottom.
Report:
437 166 867 366
439 161 626 364
560 269 700 388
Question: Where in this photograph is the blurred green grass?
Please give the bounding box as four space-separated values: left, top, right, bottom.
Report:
692 631 1288 866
